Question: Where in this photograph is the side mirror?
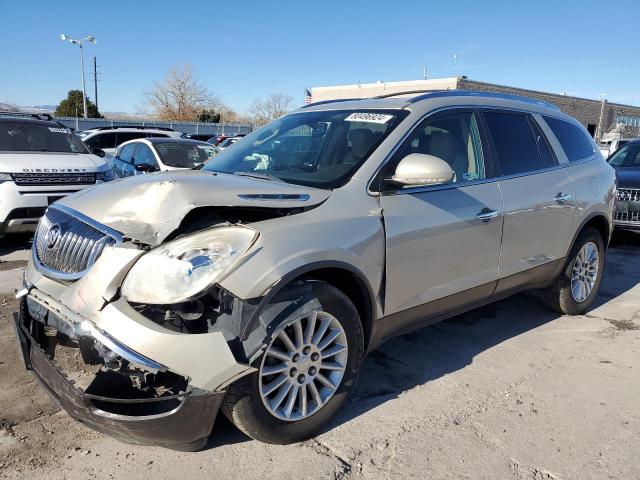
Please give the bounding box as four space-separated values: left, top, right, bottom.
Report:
92 147 106 158
387 153 454 187
135 163 157 173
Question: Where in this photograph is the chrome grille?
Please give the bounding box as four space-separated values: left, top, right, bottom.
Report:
614 188 640 224
33 205 122 280
12 172 96 186
617 188 640 202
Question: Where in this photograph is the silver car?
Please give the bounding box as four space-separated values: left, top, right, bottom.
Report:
14 91 615 450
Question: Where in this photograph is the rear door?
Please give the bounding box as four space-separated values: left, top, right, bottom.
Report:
482 110 576 287
378 109 504 336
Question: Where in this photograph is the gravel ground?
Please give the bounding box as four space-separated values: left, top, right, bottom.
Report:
0 232 639 480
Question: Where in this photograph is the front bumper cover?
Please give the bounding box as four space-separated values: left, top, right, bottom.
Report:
13 298 224 451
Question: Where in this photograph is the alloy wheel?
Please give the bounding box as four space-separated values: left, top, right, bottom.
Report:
570 241 599 303
259 310 348 421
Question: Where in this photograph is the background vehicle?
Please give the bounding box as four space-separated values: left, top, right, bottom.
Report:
208 133 246 146
0 112 115 237
181 133 216 142
78 126 183 156
217 136 241 150
607 139 640 231
15 91 614 450
599 137 635 158
111 138 219 177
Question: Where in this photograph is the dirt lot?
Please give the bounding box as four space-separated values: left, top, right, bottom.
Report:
0 233 639 480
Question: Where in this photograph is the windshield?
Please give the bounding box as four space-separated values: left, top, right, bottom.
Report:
608 142 640 167
202 109 407 189
0 121 89 153
155 142 219 168
219 138 238 148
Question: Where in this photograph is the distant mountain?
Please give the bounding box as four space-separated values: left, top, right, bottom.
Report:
0 101 155 120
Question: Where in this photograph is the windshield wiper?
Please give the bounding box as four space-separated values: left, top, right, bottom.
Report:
232 171 284 183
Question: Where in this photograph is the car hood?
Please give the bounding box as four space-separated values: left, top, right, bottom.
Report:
57 169 331 246
613 167 640 189
0 152 108 172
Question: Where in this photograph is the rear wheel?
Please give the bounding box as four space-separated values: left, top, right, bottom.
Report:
222 281 364 444
542 227 605 315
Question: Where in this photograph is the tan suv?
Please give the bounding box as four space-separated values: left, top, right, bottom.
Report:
14 91 615 450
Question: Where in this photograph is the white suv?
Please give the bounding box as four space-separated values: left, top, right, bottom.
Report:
0 114 116 237
78 126 183 156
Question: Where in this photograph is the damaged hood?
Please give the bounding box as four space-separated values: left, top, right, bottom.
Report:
57 170 331 245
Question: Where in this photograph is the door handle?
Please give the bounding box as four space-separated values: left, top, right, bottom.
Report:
476 209 499 222
554 193 572 204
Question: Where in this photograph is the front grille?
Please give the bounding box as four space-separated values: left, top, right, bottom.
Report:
617 188 640 202
614 188 640 224
12 172 96 186
33 206 121 280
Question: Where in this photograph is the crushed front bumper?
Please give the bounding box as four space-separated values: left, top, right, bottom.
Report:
13 302 224 451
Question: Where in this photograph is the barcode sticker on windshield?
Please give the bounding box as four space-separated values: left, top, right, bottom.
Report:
48 127 72 134
344 113 394 124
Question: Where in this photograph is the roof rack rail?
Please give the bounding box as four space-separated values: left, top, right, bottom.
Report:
86 125 176 132
406 90 561 111
374 89 448 99
300 98 362 108
0 111 54 121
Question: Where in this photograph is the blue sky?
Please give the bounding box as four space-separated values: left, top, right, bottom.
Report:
1 0 638 114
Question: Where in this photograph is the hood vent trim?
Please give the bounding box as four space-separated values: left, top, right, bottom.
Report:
237 193 310 201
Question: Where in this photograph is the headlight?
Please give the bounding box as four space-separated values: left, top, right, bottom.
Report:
0 173 12 183
122 226 259 304
96 168 117 182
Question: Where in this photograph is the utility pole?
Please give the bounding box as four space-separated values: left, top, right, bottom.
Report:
596 93 607 142
93 56 98 111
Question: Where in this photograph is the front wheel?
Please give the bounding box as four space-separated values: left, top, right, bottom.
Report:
221 280 364 444
542 227 605 315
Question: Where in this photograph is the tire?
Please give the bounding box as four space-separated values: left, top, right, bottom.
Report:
542 227 605 315
222 280 365 444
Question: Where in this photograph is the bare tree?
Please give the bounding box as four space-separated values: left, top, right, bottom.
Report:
248 93 294 125
146 65 234 122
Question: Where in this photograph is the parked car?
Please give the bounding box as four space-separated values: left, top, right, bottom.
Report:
598 137 634 158
111 138 220 178
217 136 242 150
208 133 246 146
0 113 116 237
607 139 640 231
15 91 614 451
78 126 183 156
180 133 217 142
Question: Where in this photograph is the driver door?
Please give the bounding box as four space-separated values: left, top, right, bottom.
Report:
378 109 503 336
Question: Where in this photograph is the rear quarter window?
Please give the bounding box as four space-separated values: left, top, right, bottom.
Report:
543 116 595 162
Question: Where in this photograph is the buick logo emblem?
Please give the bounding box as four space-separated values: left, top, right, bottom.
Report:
46 225 61 249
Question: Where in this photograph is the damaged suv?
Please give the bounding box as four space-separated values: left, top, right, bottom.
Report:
14 91 615 450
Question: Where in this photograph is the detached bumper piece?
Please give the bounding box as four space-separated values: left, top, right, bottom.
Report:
13 300 223 451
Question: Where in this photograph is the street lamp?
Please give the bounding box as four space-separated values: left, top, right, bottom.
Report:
60 34 97 119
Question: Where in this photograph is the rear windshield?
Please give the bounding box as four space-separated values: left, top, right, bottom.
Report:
155 142 219 168
0 121 89 153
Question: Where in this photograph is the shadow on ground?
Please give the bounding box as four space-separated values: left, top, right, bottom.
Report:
0 233 32 257
200 233 640 448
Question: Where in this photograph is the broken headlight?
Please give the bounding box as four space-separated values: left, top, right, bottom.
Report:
122 225 258 304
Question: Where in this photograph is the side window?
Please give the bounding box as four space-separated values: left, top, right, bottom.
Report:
542 116 595 162
117 143 137 163
383 110 487 185
134 145 157 166
116 132 146 145
146 132 168 138
84 132 117 150
484 111 542 176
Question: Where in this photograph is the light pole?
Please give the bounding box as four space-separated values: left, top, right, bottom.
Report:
596 93 607 142
60 34 97 118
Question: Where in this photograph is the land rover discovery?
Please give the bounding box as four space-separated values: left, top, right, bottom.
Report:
13 91 615 450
